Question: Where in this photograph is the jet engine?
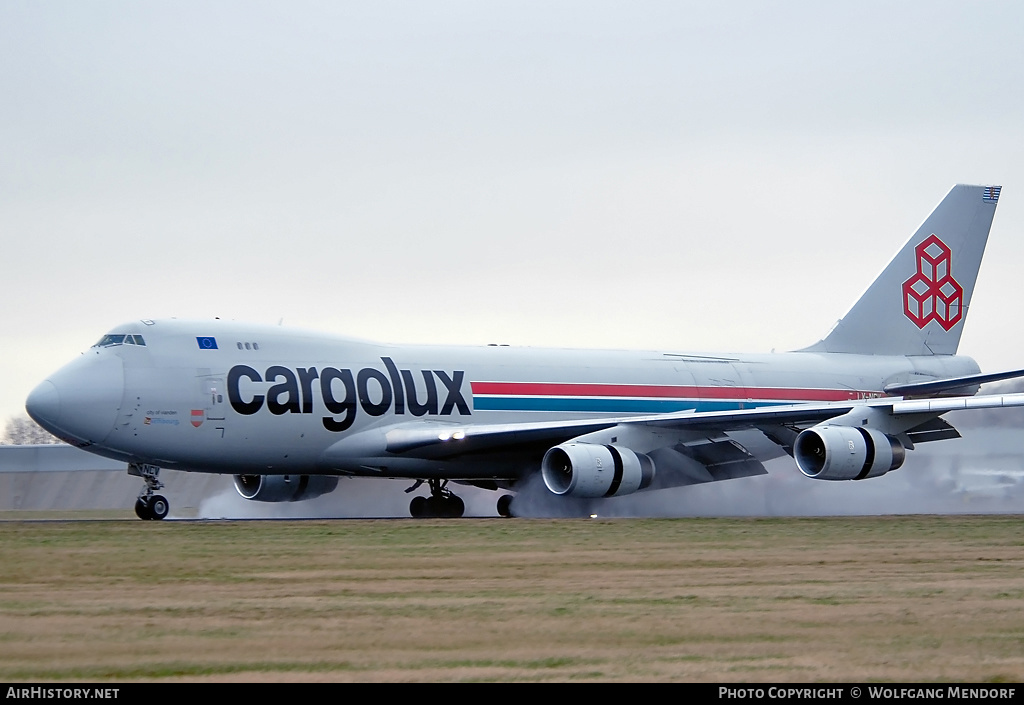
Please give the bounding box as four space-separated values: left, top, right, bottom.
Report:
794 425 906 480
233 474 339 502
541 442 655 498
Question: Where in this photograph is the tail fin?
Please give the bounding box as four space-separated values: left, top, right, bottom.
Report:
802 184 1001 356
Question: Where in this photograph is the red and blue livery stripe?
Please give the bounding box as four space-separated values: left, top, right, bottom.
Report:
470 381 870 414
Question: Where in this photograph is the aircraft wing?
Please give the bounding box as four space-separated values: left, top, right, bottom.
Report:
337 391 1024 462
636 391 1024 430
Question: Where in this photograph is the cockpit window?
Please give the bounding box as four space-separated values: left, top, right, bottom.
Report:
93 334 146 347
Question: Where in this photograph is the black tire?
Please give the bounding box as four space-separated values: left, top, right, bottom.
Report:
424 496 444 517
134 498 152 520
496 494 514 518
149 495 169 520
410 495 427 518
446 495 465 518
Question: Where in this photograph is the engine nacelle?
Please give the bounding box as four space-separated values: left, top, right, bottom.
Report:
794 425 906 480
233 474 339 502
541 443 655 498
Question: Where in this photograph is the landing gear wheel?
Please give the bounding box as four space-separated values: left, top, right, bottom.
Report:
424 496 443 516
135 498 152 520
445 494 465 518
410 495 427 518
149 495 169 521
497 494 514 518
448 495 464 518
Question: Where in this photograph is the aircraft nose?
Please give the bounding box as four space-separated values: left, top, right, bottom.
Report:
26 353 125 445
25 380 60 427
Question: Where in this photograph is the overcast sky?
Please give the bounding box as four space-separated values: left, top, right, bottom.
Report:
3 1 1023 424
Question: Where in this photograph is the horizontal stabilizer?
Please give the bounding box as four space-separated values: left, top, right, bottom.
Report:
884 368 1024 397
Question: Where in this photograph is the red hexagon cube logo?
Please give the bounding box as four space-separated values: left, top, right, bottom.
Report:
902 234 963 331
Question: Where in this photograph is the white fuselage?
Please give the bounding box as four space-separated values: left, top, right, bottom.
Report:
27 319 981 481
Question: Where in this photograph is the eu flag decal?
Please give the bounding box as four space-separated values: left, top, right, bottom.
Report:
196 336 219 350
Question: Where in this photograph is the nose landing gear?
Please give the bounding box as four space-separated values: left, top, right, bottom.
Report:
129 463 169 520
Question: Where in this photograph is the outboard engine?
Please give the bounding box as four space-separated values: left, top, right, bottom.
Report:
794 425 906 480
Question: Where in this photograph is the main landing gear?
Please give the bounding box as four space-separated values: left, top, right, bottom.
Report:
129 463 169 520
405 480 517 518
407 479 465 518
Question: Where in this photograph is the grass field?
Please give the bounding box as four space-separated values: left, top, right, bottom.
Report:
1 515 1023 682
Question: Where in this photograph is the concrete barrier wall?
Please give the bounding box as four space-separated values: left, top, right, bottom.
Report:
0 445 230 513
0 444 124 472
